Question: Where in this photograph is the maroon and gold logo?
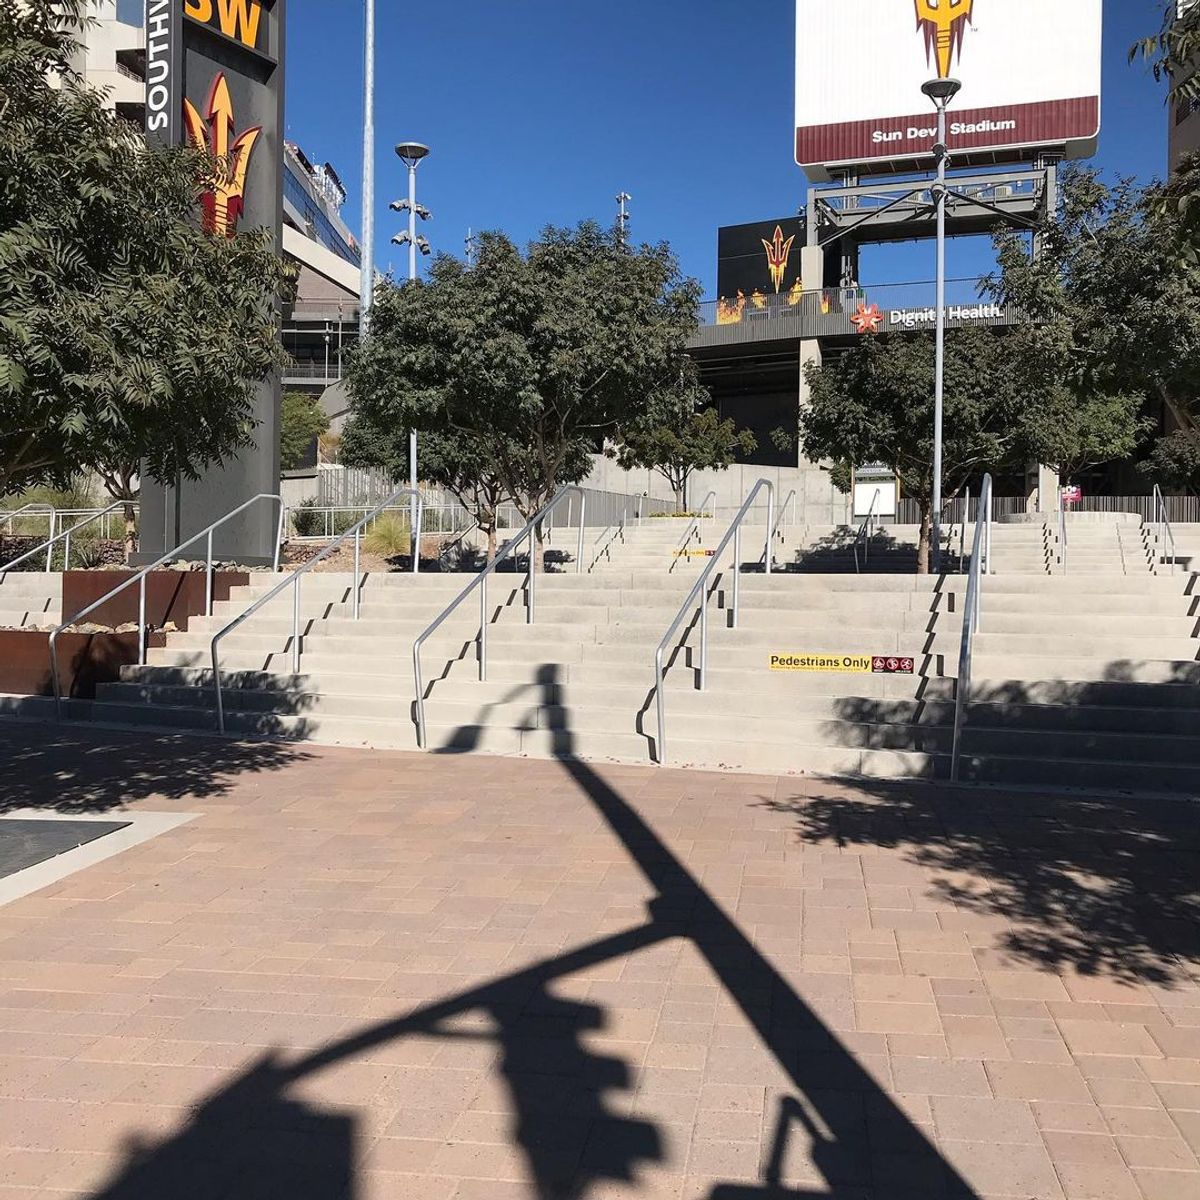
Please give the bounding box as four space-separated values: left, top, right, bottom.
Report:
183 73 260 236
761 225 796 295
914 0 974 80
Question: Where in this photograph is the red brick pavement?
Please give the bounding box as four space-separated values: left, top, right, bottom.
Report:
0 724 1198 1199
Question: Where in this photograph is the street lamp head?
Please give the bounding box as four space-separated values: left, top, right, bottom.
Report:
395 141 430 168
921 78 962 105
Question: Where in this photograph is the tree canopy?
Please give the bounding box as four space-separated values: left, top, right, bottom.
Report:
280 392 330 471
989 163 1200 492
800 329 1043 572
0 0 292 499
345 222 701 564
611 394 757 513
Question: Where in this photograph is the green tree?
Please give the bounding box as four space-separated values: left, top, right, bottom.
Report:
0 1 292 499
612 389 757 513
989 164 1200 487
798 329 1036 573
347 223 701 567
1131 1 1200 109
280 392 330 471
342 415 513 563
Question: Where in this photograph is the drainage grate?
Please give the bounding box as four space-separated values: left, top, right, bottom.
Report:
0 819 132 880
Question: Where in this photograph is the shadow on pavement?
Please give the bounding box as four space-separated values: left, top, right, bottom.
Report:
762 777 1200 986
78 678 980 1199
0 723 313 814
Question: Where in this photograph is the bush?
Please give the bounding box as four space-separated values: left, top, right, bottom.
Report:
290 500 360 539
363 513 411 558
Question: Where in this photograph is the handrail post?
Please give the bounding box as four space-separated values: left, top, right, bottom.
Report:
273 500 285 573
576 495 586 574
480 573 488 681
45 512 55 572
293 574 302 673
206 530 214 616
64 527 71 573
765 492 774 575
354 527 362 619
732 527 742 628
527 524 536 624
699 600 708 690
138 576 147 666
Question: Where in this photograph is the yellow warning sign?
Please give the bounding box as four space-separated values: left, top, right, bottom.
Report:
769 654 872 673
673 549 716 558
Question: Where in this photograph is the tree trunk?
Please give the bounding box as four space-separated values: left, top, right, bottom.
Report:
486 524 497 564
917 502 932 576
673 484 686 514
533 526 545 574
122 503 138 563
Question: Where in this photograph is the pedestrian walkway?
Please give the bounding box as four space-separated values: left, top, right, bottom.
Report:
0 724 1197 1199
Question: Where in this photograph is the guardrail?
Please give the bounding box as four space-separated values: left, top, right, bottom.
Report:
1058 505 1069 576
0 502 137 574
653 480 774 765
668 491 716 574
412 487 587 750
1152 484 1178 575
49 494 283 719
211 486 422 734
758 490 797 569
852 488 882 574
950 473 993 783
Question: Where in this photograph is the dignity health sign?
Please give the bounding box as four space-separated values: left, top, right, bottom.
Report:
794 0 1102 180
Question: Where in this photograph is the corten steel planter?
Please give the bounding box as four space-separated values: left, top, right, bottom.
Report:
0 630 166 700
61 570 250 631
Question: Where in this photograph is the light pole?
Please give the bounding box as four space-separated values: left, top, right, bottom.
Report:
921 76 961 573
359 0 376 331
616 191 631 246
390 142 431 565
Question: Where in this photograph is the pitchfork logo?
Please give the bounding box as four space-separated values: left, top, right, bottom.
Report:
183 72 261 237
914 0 974 80
761 225 796 295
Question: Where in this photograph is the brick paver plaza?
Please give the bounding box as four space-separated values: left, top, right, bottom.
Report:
1 724 1198 1200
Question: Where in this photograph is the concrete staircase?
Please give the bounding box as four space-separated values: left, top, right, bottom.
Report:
0 572 62 629
6 513 1198 794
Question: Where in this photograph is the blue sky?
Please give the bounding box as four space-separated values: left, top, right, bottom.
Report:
275 3 1166 294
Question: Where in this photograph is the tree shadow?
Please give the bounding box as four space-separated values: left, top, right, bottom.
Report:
74 695 981 1200
0 723 313 815
760 776 1200 986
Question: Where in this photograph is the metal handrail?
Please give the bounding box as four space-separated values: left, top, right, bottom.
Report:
588 520 626 572
668 491 716 573
960 486 970 572
1 503 56 568
852 487 882 574
950 473 993 783
1152 484 1178 575
758 489 797 569
653 479 774 765
412 486 586 749
0 501 136 574
1058 504 1069 576
49 493 283 719
211 486 422 735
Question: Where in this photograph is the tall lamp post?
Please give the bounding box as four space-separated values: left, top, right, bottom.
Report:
359 0 376 331
390 142 431 564
921 76 961 573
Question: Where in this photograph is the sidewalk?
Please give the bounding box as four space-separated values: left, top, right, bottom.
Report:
0 722 1197 1199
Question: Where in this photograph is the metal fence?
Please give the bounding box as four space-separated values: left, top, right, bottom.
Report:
894 495 1200 526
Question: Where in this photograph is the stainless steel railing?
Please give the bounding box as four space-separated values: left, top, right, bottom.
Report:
1058 504 1069 576
0 501 137 574
950 473 993 783
1152 484 1178 575
758 489 797 570
0 503 56 545
48 493 283 719
210 486 422 735
852 488 882 574
412 487 586 749
588 520 626 572
653 479 774 765
668 491 716 574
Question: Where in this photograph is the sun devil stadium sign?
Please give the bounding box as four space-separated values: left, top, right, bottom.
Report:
794 0 1102 181
139 0 285 565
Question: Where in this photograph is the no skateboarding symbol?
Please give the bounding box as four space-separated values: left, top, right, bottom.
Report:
872 656 914 675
